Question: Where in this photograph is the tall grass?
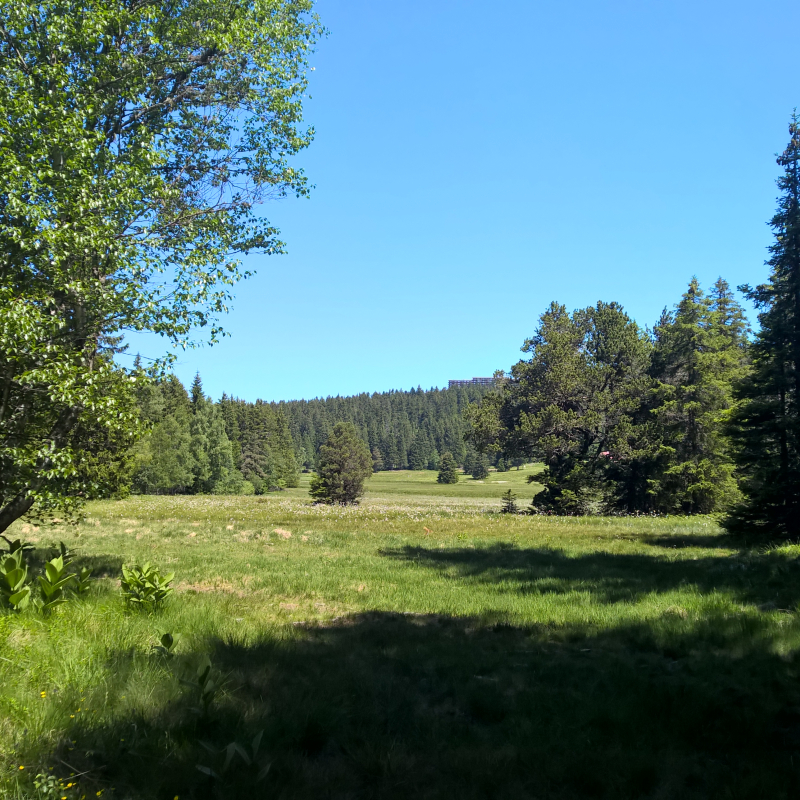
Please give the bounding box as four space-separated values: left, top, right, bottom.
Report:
2 490 799 798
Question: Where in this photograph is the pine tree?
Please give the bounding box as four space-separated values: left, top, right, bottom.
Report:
648 278 747 513
471 455 490 480
190 372 204 408
309 422 373 504
371 447 384 472
501 489 517 514
726 118 800 537
408 432 429 470
437 452 459 484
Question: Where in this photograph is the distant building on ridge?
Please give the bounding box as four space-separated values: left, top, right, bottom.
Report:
448 377 495 388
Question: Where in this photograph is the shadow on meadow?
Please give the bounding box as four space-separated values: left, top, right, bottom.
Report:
24 545 123 578
27 607 800 800
382 542 800 610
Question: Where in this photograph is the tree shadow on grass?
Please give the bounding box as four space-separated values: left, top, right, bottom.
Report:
640 533 742 550
19 610 800 800
381 543 800 609
24 545 123 578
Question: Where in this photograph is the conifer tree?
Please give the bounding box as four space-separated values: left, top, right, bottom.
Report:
501 489 518 514
408 432 429 470
437 452 459 484
190 373 204 408
471 456 490 480
371 448 385 472
309 422 373 504
648 278 748 513
726 118 800 537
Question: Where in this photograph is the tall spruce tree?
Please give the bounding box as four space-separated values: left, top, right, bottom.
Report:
648 278 748 513
726 118 800 537
436 452 459 484
310 422 372 504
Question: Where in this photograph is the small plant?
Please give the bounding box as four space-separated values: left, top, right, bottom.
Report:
32 771 81 800
120 562 175 612
0 535 34 556
35 555 76 614
153 631 182 657
0 549 31 610
196 730 272 784
181 655 221 717
72 566 94 596
501 489 518 514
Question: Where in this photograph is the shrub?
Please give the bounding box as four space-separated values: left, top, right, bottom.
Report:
0 548 31 610
120 562 175 612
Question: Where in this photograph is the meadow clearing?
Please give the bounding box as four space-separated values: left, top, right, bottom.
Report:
2 467 800 799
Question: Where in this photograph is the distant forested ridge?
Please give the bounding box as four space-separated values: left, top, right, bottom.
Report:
273 384 491 471
129 377 492 494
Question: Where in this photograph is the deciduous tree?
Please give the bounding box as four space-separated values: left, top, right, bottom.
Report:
0 0 321 532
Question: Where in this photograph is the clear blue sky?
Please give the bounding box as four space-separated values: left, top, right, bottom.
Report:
132 0 799 402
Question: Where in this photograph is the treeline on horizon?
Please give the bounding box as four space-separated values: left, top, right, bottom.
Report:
127 372 493 495
129 274 745 504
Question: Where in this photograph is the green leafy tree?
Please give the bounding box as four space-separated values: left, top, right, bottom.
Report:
436 452 459 484
468 302 653 514
726 118 800 537
309 422 372 505
132 414 195 494
0 0 321 532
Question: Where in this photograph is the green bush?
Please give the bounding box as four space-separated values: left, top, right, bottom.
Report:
120 562 175 612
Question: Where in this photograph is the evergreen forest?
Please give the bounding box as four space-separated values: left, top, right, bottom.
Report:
127 371 491 495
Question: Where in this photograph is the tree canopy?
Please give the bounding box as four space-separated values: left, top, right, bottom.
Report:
0 0 321 531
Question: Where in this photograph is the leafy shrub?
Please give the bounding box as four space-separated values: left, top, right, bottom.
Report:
120 562 175 612
35 555 75 614
196 730 271 784
0 548 31 610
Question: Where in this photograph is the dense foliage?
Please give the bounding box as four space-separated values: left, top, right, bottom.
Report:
467 286 750 516
309 422 372 504
276 384 490 471
0 0 321 532
126 378 492 494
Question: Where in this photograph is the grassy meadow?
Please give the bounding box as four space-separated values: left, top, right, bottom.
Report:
2 468 800 799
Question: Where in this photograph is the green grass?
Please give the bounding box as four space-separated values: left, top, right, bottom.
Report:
2 484 800 799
